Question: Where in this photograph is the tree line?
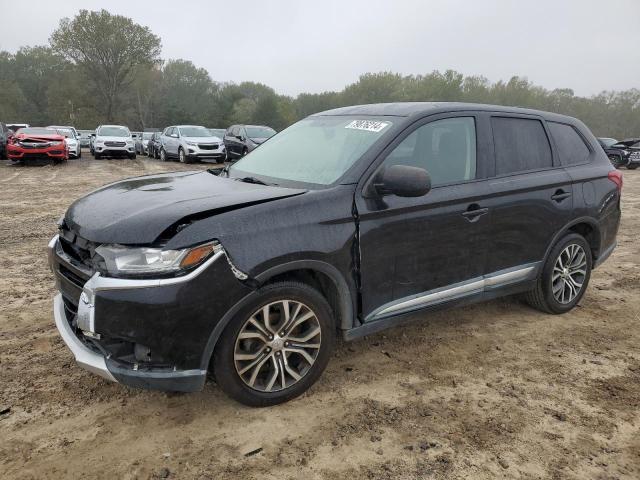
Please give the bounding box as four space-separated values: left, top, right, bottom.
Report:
0 9 638 139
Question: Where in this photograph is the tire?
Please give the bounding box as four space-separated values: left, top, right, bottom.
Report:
525 233 592 314
242 147 248 157
94 152 101 160
608 154 625 169
160 148 167 162
628 164 638 170
129 153 136 160
213 281 335 407
178 147 186 163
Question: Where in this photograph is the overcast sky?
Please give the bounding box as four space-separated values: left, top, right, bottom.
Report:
1 0 639 97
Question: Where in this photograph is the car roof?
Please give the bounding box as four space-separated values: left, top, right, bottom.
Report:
314 102 578 123
98 125 129 128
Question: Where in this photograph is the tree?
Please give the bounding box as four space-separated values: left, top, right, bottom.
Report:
50 9 161 122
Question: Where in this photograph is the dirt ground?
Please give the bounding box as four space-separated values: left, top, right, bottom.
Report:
0 153 639 480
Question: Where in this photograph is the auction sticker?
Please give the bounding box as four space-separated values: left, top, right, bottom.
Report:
345 120 390 133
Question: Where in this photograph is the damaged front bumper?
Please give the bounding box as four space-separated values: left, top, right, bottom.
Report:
48 234 253 392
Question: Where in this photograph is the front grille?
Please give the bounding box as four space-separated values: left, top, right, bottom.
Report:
19 141 51 149
105 141 126 147
59 264 86 289
198 143 218 150
630 152 640 160
59 224 99 272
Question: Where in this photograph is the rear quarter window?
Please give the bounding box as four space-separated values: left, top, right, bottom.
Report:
491 117 553 175
548 122 591 166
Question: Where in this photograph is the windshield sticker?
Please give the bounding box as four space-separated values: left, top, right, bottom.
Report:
345 120 390 133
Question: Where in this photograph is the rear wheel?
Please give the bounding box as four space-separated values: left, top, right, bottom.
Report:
525 233 592 314
213 281 335 407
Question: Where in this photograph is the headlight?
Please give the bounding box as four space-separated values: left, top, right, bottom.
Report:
186 141 198 146
126 140 134 146
95 241 221 277
51 141 63 146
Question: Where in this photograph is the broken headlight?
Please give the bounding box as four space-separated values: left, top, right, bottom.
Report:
95 242 221 277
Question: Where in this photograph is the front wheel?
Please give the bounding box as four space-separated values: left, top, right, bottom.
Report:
525 233 592 314
160 148 167 162
178 147 186 163
213 281 335 407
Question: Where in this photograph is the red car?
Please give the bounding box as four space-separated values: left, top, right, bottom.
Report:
7 127 68 164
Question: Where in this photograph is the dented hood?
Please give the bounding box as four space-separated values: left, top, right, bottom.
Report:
64 170 305 244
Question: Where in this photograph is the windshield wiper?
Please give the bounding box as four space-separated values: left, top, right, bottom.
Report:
235 176 268 185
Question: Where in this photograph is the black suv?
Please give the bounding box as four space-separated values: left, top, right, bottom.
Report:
224 124 276 159
0 122 10 159
49 103 621 406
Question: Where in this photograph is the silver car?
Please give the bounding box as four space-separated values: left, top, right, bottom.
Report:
160 125 226 163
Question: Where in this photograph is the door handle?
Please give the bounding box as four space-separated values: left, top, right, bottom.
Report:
551 190 572 202
461 204 489 222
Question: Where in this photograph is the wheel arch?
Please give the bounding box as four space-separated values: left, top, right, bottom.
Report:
199 260 356 371
542 217 602 267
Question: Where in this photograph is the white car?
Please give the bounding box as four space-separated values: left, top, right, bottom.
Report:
48 126 80 159
92 125 136 159
160 125 225 163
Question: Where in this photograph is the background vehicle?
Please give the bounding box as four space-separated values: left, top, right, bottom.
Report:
160 125 225 163
599 137 640 169
224 124 276 159
49 103 620 406
0 122 10 159
48 126 80 159
92 125 135 159
146 131 162 159
135 132 154 155
77 130 95 149
7 127 68 164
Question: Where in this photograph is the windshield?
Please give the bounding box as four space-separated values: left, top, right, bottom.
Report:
230 116 393 185
599 138 618 147
179 126 212 137
208 129 225 138
143 132 153 140
246 126 276 139
56 128 76 138
98 126 130 137
18 127 58 136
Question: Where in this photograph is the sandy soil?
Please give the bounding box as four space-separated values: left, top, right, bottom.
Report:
0 154 639 479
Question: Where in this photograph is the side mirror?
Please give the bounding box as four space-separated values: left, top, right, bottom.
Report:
90 133 96 137
374 165 431 197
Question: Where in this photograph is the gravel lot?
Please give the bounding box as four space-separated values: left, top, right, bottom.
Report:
1 153 639 479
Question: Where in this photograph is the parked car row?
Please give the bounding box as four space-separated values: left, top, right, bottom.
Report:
2 119 278 164
597 137 640 170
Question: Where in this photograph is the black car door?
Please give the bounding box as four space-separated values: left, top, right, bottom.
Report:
482 114 574 275
356 112 493 321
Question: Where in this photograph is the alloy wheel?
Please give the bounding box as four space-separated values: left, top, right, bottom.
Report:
234 300 321 392
552 244 587 304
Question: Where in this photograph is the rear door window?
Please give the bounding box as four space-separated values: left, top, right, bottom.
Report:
491 117 553 175
382 117 477 186
548 122 591 166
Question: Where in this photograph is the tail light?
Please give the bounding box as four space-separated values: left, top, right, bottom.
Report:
608 170 623 193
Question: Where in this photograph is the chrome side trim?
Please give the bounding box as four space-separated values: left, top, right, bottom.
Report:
484 265 536 288
367 262 539 322
372 278 484 319
53 294 116 382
